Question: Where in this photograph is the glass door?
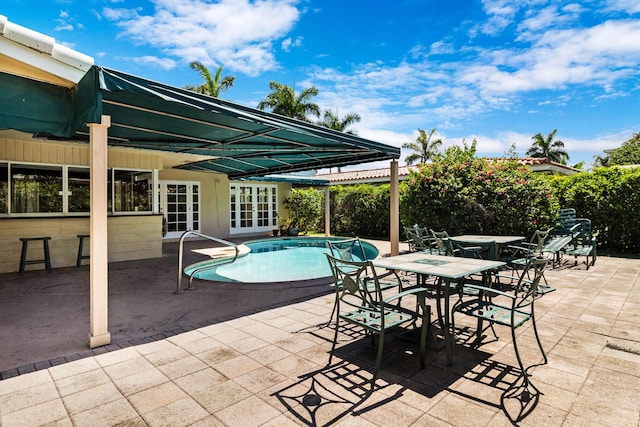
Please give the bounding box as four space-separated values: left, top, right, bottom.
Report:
230 184 277 234
160 181 200 239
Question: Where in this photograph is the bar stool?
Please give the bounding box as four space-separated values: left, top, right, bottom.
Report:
19 237 52 273
76 234 90 267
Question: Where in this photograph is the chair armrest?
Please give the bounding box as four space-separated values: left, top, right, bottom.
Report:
460 284 516 300
383 287 428 304
507 243 535 251
493 272 537 285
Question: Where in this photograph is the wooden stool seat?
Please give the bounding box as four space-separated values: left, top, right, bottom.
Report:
76 234 90 267
19 237 52 273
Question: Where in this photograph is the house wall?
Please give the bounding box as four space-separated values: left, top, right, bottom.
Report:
0 136 294 272
0 216 161 273
0 137 164 273
0 137 163 169
158 168 231 239
158 168 292 240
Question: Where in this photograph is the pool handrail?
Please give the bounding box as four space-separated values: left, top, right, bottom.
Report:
176 231 239 293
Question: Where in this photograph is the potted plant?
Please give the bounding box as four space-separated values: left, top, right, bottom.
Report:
272 211 280 236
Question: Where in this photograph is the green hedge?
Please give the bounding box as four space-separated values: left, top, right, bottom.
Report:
326 184 391 238
549 167 640 252
294 164 640 254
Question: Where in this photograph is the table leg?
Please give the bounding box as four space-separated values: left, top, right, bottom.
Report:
444 277 453 365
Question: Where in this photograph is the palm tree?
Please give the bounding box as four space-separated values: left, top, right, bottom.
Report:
317 109 361 134
257 81 321 122
185 61 235 97
526 129 570 164
402 128 443 165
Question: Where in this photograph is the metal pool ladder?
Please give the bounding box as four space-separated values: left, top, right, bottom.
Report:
176 231 239 293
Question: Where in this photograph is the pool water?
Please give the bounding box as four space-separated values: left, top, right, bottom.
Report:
186 237 379 283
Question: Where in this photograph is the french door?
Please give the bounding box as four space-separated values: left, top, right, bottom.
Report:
230 184 277 234
160 181 200 239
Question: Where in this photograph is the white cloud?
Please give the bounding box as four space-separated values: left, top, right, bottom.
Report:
126 55 178 70
103 0 301 76
281 36 302 52
460 20 640 95
55 10 74 31
605 0 640 14
474 0 519 36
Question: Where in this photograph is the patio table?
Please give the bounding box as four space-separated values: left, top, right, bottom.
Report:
372 252 505 365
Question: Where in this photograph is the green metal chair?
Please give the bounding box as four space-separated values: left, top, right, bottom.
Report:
327 237 368 261
325 254 430 387
326 238 402 325
564 218 597 269
507 228 555 293
507 228 552 263
452 257 549 389
404 225 433 253
429 229 454 256
450 239 496 260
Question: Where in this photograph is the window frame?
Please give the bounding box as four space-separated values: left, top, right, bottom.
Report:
0 161 156 217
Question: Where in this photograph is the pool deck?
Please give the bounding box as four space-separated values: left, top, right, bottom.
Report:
1 238 639 426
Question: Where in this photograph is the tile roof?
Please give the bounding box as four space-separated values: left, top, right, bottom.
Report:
317 158 578 184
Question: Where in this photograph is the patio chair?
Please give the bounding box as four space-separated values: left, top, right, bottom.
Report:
542 209 582 267
564 218 597 269
506 228 555 293
450 239 496 260
452 257 549 388
404 225 434 253
326 238 403 325
429 229 454 256
551 208 577 236
327 237 368 261
325 254 430 386
506 229 552 262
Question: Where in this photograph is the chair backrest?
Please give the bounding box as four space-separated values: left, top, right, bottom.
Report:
430 229 453 255
552 208 577 236
325 254 382 311
327 237 367 261
451 239 496 260
573 218 595 246
529 228 553 254
404 226 431 252
514 257 549 307
413 224 430 239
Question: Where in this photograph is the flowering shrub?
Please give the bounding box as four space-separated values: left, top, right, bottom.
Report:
400 145 559 237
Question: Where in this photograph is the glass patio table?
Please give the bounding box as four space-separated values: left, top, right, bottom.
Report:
372 252 505 364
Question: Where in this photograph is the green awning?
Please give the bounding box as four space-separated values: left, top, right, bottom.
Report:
1 66 399 179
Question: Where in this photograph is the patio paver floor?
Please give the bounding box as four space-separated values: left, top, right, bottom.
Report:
1 240 639 426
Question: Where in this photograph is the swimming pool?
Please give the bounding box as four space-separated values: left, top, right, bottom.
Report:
184 237 379 283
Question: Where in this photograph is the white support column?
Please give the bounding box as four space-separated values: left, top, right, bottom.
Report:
88 115 111 348
390 160 399 256
325 186 331 237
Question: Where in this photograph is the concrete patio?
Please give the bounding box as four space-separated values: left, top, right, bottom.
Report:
1 240 639 426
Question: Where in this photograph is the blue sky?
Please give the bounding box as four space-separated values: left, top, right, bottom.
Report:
3 0 640 170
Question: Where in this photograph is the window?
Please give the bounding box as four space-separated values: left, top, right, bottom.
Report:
0 162 156 216
11 164 63 214
68 167 90 213
110 169 153 213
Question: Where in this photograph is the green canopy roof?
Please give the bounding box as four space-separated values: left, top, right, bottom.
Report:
0 66 399 179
